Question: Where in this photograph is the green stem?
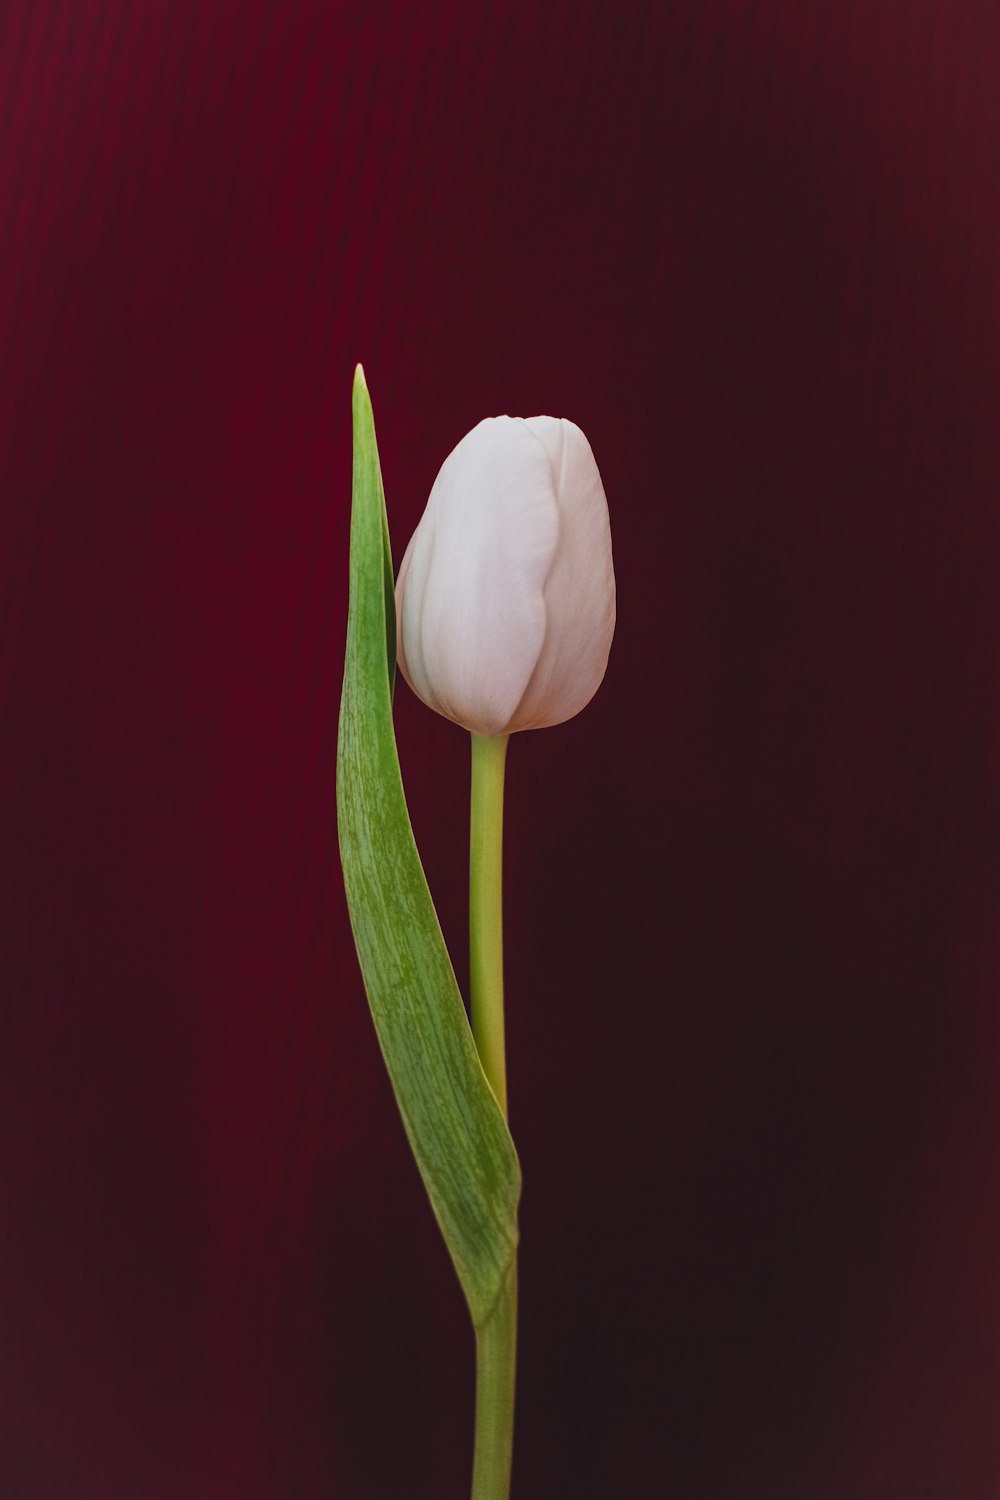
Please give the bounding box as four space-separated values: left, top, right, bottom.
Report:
469 732 510 1117
472 1265 517 1500
469 731 516 1500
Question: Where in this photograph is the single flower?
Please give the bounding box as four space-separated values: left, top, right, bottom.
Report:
395 416 616 736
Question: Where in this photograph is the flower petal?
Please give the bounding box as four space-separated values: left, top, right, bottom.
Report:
512 419 616 730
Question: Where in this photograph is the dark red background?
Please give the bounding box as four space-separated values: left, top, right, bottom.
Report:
3 2 1000 1496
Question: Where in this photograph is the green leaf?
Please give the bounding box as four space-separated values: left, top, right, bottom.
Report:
337 366 520 1329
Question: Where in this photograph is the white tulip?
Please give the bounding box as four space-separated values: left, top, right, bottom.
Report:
395 416 616 737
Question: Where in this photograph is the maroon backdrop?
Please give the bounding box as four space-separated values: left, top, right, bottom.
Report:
3 2 1000 1496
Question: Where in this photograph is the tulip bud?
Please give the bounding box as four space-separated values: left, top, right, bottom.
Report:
395 416 616 737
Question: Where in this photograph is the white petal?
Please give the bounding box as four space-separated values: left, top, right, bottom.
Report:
511 419 616 730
